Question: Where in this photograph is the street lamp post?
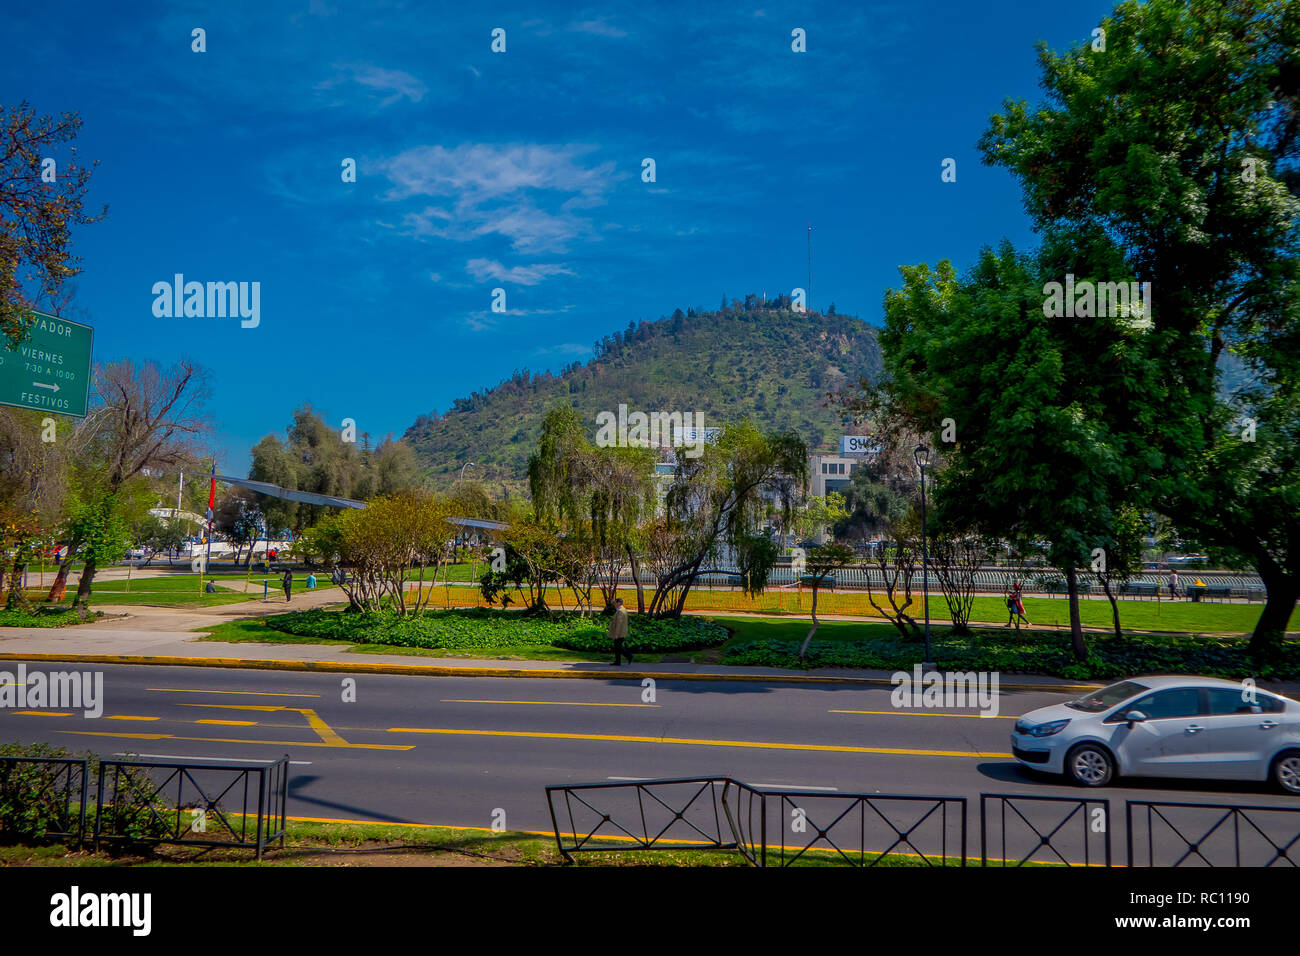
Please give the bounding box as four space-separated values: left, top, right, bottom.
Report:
459 462 475 482
914 444 933 668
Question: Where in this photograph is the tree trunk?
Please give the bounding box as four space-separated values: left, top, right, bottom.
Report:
74 553 98 608
1251 559 1298 659
46 560 71 603
1065 566 1086 661
626 544 645 614
799 585 820 658
1099 577 1122 640
5 554 30 611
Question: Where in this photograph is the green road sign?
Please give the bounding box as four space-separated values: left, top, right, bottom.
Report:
0 311 93 417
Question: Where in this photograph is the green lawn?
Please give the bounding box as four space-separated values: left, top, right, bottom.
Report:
0 817 973 867
11 572 343 611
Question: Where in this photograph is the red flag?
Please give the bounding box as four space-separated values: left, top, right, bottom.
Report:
207 464 216 518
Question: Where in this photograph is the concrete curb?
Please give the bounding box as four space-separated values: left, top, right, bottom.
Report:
0 651 1105 693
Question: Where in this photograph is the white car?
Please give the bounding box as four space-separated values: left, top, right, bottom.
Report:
1011 676 1300 794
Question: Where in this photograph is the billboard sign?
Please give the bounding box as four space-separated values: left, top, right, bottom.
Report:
840 435 879 455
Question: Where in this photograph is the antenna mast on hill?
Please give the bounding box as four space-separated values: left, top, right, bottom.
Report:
807 221 812 314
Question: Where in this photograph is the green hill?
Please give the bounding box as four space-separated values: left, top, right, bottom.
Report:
403 299 884 489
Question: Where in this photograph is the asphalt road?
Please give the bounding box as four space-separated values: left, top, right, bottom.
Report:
2 662 1297 863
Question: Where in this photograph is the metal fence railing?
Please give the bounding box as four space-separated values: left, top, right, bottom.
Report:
94 756 289 860
980 793 1111 867
1127 799 1300 867
545 777 735 862
0 755 90 845
546 777 965 866
725 782 966 867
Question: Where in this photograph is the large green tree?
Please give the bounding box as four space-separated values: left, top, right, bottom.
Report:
980 0 1300 652
881 243 1148 660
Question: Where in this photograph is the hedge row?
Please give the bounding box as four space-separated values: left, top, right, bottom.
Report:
721 632 1300 680
264 607 729 653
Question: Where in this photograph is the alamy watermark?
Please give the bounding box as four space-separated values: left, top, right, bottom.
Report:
595 404 708 458
0 664 103 718
151 274 260 328
890 665 1000 717
1042 274 1151 328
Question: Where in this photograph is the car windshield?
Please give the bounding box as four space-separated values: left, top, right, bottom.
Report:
1065 680 1149 713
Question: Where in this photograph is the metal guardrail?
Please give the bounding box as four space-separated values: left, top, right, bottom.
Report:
726 782 966 867
545 777 735 862
0 756 89 845
94 756 289 859
980 793 1110 867
1127 799 1300 867
546 777 965 866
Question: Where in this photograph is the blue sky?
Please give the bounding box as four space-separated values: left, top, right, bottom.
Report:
3 0 1114 471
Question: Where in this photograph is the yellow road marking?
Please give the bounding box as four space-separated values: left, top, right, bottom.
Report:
196 719 257 726
830 709 1017 720
56 730 413 751
13 711 74 717
441 699 660 708
385 727 1009 758
179 703 347 746
147 687 321 698
181 703 283 712
105 715 160 721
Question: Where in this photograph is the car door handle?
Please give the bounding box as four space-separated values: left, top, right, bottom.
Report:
1260 720 1279 730
1185 724 1203 734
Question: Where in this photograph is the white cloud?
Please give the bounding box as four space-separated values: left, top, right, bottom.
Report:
534 342 591 357
466 258 575 285
377 143 618 253
570 19 627 37
319 63 427 107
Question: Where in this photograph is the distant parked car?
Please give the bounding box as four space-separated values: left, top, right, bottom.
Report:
1011 676 1300 794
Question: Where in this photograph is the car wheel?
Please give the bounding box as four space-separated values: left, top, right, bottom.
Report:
1271 750 1300 795
1066 743 1114 787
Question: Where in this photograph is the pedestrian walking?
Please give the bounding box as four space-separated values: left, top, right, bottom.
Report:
608 598 633 665
306 573 317 590
1168 568 1179 599
1005 580 1029 631
282 568 293 603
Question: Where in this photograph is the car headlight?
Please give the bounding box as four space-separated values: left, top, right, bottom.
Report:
1025 719 1070 737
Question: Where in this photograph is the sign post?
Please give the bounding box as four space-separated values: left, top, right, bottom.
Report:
0 312 93 416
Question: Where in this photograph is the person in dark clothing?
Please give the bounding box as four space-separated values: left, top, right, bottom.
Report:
608 598 632 665
282 569 293 603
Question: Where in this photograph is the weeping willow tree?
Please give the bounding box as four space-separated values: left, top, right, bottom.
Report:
648 420 807 618
528 404 656 613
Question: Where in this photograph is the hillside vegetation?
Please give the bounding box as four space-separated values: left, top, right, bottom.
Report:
403 300 884 488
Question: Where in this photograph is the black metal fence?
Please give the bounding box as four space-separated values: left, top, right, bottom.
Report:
1127 799 1300 867
726 781 966 867
545 776 735 862
980 793 1111 867
547 778 1300 867
546 777 964 866
94 756 289 859
0 755 90 845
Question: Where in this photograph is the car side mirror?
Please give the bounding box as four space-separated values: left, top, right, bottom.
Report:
1125 710 1147 726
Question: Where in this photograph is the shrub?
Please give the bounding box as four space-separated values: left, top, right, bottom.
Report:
264 608 729 653
0 742 91 843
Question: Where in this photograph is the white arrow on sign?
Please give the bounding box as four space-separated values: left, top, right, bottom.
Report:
32 382 59 392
